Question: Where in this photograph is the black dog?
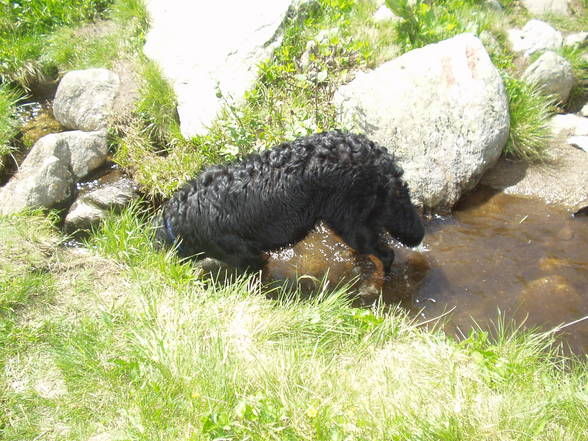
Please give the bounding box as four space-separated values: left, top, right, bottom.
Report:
155 131 424 273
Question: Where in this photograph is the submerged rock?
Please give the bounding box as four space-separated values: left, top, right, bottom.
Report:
518 275 583 327
334 33 509 211
20 106 63 148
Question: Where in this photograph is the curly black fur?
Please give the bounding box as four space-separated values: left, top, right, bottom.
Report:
154 131 424 272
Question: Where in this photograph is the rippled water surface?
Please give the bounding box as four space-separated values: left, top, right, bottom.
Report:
266 187 588 353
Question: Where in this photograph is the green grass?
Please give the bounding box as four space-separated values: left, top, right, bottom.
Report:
0 84 24 169
1 209 588 440
43 0 149 74
503 75 555 161
0 0 113 87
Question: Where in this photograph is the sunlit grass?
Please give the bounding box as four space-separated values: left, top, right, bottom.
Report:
2 210 588 440
504 75 555 161
0 84 24 169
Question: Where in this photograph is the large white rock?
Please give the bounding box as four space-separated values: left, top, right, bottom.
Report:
333 33 509 211
143 0 297 138
507 20 563 56
53 69 120 131
0 135 74 214
522 51 574 103
520 0 570 16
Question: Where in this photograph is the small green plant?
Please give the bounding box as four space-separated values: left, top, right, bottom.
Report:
134 59 182 145
559 45 588 110
385 0 483 52
503 75 555 161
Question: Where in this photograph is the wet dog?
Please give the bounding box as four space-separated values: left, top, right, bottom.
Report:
154 131 424 274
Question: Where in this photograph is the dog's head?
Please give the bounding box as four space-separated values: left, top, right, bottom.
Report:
384 179 424 247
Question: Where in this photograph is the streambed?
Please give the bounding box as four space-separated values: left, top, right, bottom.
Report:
265 187 588 353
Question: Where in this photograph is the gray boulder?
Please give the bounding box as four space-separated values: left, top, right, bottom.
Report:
520 0 570 15
53 68 120 131
522 51 574 103
333 33 509 211
59 130 109 180
65 178 138 231
143 0 302 138
0 135 74 214
508 20 563 56
0 131 109 214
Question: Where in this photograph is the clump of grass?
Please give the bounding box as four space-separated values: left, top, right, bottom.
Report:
0 84 24 169
558 45 588 111
44 0 150 74
134 59 181 145
503 75 555 161
87 201 198 284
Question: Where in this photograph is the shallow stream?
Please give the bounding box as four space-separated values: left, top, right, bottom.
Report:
266 187 588 353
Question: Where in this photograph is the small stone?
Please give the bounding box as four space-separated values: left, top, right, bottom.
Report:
550 114 588 136
507 20 563 56
520 0 570 16
53 68 120 131
373 5 397 22
485 0 502 10
581 102 588 117
564 32 588 47
64 178 138 231
0 134 74 214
